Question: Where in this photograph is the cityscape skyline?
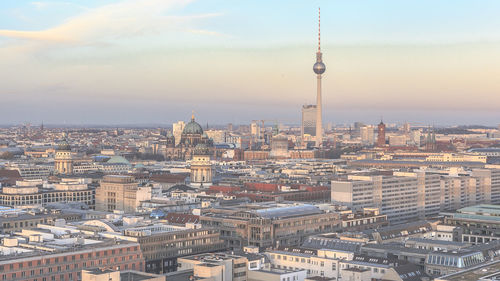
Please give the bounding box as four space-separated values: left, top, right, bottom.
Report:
2 2 500 280
1 0 500 125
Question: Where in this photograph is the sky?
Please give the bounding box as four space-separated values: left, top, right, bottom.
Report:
0 0 499 126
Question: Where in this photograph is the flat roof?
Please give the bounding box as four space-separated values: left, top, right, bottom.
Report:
120 270 165 281
439 260 500 281
458 204 500 215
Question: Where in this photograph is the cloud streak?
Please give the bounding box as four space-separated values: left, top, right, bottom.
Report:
0 0 221 45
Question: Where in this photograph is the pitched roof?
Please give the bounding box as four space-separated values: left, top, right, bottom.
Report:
166 213 199 224
392 263 429 281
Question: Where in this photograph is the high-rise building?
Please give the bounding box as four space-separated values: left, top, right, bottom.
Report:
331 174 419 224
313 8 326 147
250 121 260 139
172 121 185 146
354 122 365 138
360 125 374 145
301 104 317 137
376 120 386 147
402 122 411 133
332 168 500 223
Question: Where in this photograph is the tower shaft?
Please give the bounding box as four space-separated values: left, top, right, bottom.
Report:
315 74 322 147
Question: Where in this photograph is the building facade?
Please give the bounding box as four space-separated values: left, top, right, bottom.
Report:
95 175 150 213
200 203 340 250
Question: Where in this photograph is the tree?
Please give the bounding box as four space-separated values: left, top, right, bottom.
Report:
0 152 14 159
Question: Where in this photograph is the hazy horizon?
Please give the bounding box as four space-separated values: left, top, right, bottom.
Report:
1 0 499 126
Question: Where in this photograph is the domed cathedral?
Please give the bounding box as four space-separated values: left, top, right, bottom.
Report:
163 114 213 161
54 133 75 174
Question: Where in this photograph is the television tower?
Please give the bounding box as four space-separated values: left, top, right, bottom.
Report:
313 7 326 147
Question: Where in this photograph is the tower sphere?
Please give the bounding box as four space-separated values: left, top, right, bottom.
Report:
313 62 326 74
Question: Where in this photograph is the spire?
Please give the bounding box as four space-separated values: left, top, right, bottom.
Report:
318 7 321 52
191 110 195 121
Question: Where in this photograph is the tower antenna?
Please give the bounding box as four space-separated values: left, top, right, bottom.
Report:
318 7 321 52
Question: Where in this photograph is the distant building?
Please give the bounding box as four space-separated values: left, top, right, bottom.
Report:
377 121 386 147
302 105 317 137
270 135 289 159
164 115 213 161
360 125 374 146
172 121 185 146
251 121 261 139
389 135 407 146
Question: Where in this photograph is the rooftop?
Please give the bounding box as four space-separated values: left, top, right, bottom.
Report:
120 270 166 281
253 204 322 219
458 204 500 216
438 259 500 281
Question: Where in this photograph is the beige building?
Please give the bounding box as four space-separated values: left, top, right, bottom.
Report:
267 248 351 278
332 174 419 224
426 153 487 163
82 269 165 281
178 253 248 281
341 268 371 281
95 175 151 213
248 268 307 281
190 144 213 188
200 203 340 250
54 137 75 174
0 179 94 208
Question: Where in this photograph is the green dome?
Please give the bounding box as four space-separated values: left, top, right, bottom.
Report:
107 155 130 165
57 133 71 151
182 116 203 135
57 140 71 151
194 143 210 155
